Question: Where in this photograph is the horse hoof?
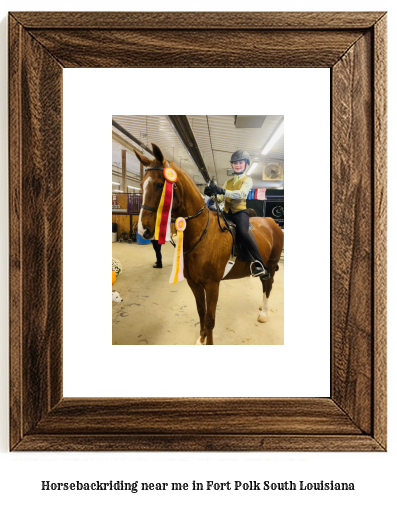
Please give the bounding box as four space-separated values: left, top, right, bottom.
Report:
259 303 262 311
195 337 205 345
257 314 267 323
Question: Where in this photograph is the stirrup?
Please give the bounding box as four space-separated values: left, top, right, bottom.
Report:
250 261 269 279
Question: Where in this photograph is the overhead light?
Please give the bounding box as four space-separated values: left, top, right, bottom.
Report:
112 189 123 193
112 181 120 185
261 120 284 155
247 162 258 176
235 115 266 128
128 186 140 190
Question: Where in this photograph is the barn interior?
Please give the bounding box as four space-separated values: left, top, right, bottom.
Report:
112 115 284 345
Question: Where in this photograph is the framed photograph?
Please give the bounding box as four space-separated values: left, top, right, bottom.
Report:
109 113 286 347
9 11 387 451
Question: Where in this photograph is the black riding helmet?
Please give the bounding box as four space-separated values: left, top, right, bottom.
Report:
230 150 250 173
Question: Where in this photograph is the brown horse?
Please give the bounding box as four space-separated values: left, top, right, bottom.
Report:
135 144 284 345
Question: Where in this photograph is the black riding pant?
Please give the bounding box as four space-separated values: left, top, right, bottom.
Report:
151 239 162 266
227 209 266 266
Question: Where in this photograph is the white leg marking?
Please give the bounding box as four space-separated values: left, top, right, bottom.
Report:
195 336 206 345
138 177 152 237
258 294 268 323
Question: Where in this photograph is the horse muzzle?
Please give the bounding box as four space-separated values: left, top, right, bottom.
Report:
138 207 155 239
138 222 154 239
142 228 154 240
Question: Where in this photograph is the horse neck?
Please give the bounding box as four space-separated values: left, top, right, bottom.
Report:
170 166 209 250
172 166 204 218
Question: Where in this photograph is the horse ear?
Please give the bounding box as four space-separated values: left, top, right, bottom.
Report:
133 149 151 167
152 144 165 164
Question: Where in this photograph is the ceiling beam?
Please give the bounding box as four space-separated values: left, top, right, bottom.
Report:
112 131 143 154
112 120 154 156
166 115 210 183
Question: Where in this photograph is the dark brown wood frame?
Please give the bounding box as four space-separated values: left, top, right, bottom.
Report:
9 11 387 452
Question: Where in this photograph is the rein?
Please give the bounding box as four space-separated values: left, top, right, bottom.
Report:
140 165 209 255
183 207 210 255
213 194 231 233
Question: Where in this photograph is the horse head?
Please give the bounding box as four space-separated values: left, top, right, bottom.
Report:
134 144 170 239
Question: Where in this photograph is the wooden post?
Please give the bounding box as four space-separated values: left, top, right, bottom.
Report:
121 149 127 192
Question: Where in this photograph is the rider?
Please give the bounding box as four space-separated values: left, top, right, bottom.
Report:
204 150 270 280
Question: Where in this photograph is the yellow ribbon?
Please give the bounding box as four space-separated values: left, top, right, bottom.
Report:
169 230 185 285
154 184 166 240
172 231 183 285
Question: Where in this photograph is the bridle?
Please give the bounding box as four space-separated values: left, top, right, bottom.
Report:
140 165 180 213
140 165 210 254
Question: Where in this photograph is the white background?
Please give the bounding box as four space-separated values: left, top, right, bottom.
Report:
63 68 330 397
0 1 395 507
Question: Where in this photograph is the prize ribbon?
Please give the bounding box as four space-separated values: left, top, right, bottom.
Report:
154 168 177 244
169 217 186 285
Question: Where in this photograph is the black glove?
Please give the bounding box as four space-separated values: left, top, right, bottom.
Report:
208 180 225 195
204 186 214 197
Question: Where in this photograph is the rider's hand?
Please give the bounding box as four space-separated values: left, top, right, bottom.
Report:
208 181 225 195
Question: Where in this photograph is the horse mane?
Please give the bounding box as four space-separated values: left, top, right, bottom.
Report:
168 161 205 209
137 145 205 214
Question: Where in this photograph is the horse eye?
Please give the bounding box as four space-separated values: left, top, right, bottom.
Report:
156 183 164 190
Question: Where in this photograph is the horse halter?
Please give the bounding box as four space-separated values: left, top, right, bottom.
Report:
140 165 180 213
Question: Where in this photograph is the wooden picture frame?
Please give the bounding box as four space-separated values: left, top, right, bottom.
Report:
9 11 387 451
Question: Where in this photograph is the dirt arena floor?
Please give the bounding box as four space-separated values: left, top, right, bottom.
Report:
112 240 284 345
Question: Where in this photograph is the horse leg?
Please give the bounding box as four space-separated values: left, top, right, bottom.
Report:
203 281 220 345
258 275 274 323
186 277 207 345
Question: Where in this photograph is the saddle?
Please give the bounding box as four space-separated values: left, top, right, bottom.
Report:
222 216 256 263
